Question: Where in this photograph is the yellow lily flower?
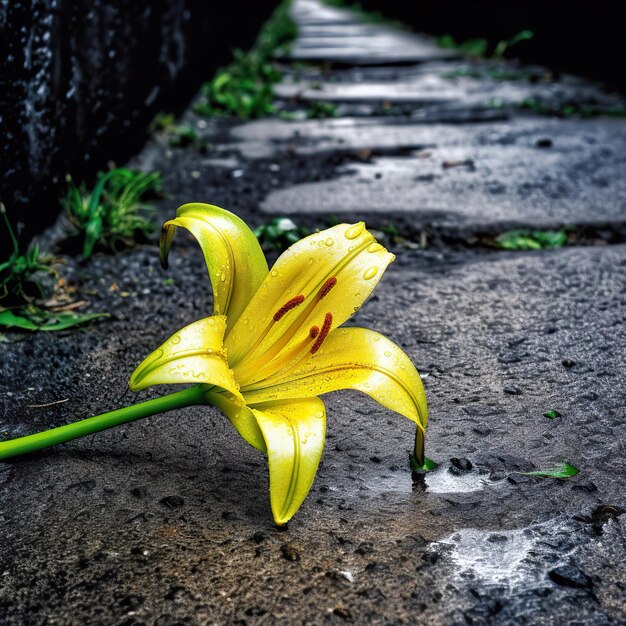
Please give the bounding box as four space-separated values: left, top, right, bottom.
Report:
129 203 428 525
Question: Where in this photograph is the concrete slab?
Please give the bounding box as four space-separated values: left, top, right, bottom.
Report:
285 0 457 65
1 244 624 624
244 117 626 229
275 70 622 112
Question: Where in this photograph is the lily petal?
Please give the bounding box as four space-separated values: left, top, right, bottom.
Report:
242 327 427 440
204 391 267 453
252 397 326 525
129 315 243 402
160 203 268 326
226 222 394 371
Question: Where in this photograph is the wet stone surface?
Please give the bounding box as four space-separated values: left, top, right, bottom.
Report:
1 0 626 624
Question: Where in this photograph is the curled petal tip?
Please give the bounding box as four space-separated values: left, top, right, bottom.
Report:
159 223 176 270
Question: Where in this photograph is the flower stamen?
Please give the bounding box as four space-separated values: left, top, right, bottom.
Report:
318 276 337 300
309 325 320 339
311 313 333 354
273 295 305 322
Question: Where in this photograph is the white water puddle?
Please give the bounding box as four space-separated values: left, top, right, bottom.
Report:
439 519 577 589
361 465 501 495
424 467 492 494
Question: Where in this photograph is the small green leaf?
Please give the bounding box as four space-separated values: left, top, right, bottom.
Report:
37 312 109 331
520 463 579 479
543 409 561 419
496 229 568 250
0 309 108 332
410 454 438 472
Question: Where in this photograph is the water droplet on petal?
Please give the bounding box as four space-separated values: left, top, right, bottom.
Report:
220 274 226 282
345 223 365 240
208 318 215 325
384 350 391 357
308 257 315 265
271 270 277 277
315 411 324 418
363 266 379 280
368 243 384 254
171 335 181 344
325 237 334 247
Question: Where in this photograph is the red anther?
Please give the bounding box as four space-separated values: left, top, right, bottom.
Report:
311 313 333 354
273 295 305 322
309 325 320 339
318 276 337 300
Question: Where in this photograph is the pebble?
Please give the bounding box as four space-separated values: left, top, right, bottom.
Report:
159 495 185 509
548 565 592 589
450 457 473 472
280 543 300 562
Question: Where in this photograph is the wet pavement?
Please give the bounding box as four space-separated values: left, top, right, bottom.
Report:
1 0 625 624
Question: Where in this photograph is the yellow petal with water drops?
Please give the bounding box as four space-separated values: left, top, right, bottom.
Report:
129 315 243 402
204 390 266 453
252 397 326 525
226 222 395 371
160 203 268 325
242 327 427 439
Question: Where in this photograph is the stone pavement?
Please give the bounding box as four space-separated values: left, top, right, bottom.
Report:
1 1 625 624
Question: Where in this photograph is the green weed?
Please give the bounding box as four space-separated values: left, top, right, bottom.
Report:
254 217 308 251
63 168 162 259
150 112 210 150
307 101 338 119
194 1 297 119
496 229 568 250
0 307 107 332
519 463 579 479
438 34 489 58
439 30 533 60
0 203 55 305
0 204 107 332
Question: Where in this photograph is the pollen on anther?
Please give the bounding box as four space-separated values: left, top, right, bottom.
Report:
318 276 337 300
311 313 333 354
309 325 320 339
273 295 305 322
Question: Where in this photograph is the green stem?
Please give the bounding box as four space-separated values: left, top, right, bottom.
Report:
0 385 205 461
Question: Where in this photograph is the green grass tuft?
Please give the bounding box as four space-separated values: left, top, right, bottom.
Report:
496 229 568 250
0 203 55 305
254 217 308 251
194 1 297 120
62 168 162 259
439 30 533 59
